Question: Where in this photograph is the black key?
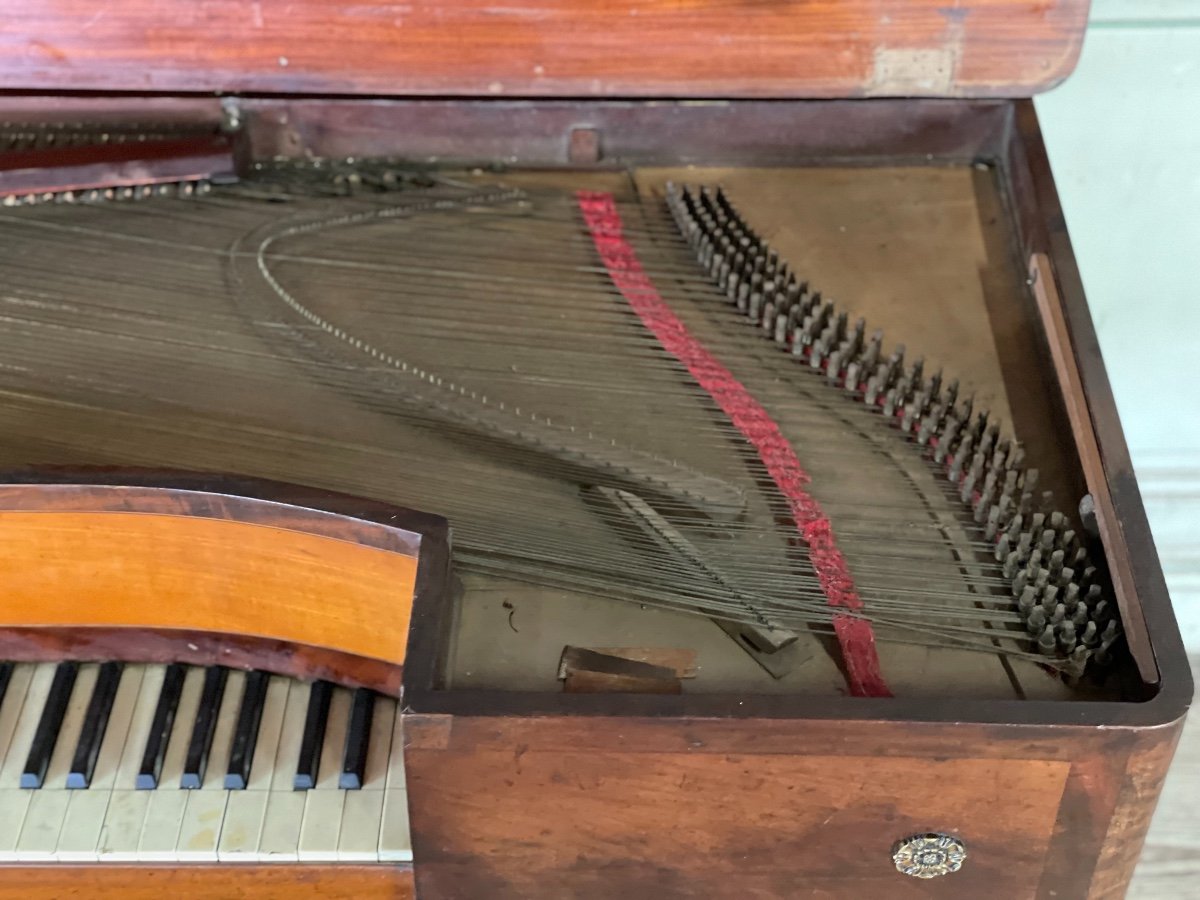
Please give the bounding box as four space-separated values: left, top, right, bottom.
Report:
181 666 228 790
224 670 270 790
0 662 14 709
136 664 186 790
339 688 375 790
67 661 124 789
21 663 78 789
293 680 332 791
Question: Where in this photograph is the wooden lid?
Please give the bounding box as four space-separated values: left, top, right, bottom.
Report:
3 1 1088 100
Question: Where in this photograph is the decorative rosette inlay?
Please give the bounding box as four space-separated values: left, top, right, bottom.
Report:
892 833 967 879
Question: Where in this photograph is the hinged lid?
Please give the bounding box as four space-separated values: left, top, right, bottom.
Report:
3 1 1089 99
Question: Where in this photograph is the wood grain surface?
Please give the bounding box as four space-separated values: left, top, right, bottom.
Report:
1128 654 1200 899
0 1 1089 98
402 711 1185 899
0 864 413 898
0 477 438 694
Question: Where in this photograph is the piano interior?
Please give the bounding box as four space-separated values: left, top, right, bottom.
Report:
0 139 1132 706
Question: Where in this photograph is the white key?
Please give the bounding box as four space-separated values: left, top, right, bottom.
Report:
336 695 394 862
338 789 384 861
298 687 350 860
159 666 205 791
90 664 145 791
96 790 150 861
258 791 305 862
42 664 99 790
0 665 35 767
298 790 344 861
257 680 310 861
378 788 413 862
268 680 309 793
217 791 268 862
137 791 188 861
0 789 33 860
55 790 110 861
315 687 350 791
362 696 396 790
247 676 290 791
136 667 204 860
199 670 243 790
385 707 406 790
112 665 165 789
15 790 70 859
0 664 56 788
173 669 241 861
216 675 290 862
379 706 411 861
54 666 142 861
175 790 228 861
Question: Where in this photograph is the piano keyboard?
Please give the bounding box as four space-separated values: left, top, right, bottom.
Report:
0 662 412 863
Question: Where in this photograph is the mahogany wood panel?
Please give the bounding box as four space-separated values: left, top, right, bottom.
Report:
0 1 1089 99
403 712 1184 899
0 475 446 695
0 864 413 898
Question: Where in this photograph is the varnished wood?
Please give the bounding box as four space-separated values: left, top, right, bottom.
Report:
0 93 1189 897
0 864 413 898
0 472 448 695
1029 252 1154 682
403 712 1183 899
0 1 1089 99
1128 655 1200 898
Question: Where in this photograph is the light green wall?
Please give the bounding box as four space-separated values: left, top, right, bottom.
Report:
1035 0 1200 643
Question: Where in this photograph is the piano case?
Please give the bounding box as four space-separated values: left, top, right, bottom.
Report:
0 1 1190 898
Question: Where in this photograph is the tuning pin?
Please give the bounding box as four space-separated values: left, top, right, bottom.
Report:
1016 531 1033 561
1049 549 1065 577
1038 625 1057 656
1058 619 1077 653
1065 645 1091 678
1012 568 1029 596
830 350 848 385
1018 586 1037 619
996 533 1013 565
1043 584 1060 610
1071 602 1089 628
845 361 862 395
882 387 898 418
1040 529 1056 553
1027 606 1047 636
1006 514 1024 543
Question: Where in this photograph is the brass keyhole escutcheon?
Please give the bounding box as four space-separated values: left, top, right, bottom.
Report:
892 833 967 878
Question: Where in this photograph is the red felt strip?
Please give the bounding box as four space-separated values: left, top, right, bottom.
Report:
577 190 891 698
